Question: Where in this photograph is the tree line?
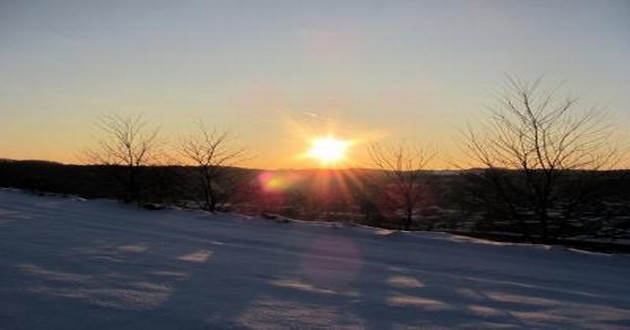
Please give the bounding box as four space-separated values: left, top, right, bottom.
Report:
2 78 628 244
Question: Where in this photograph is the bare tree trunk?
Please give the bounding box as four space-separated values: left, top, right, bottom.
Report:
179 121 245 213
368 140 436 231
84 115 159 204
464 77 619 243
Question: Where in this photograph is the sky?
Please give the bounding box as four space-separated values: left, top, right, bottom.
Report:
1 0 629 169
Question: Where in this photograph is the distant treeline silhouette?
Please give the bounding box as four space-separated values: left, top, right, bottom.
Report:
2 159 629 246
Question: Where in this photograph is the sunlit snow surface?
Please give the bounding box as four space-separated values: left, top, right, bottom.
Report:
1 189 629 329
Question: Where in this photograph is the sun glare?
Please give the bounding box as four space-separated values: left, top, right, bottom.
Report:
307 136 350 166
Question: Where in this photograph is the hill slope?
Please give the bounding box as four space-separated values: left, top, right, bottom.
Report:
1 189 629 329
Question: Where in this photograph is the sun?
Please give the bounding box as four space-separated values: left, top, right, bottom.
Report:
307 136 350 166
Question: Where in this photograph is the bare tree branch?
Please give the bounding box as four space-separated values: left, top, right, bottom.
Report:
84 114 160 202
464 77 620 242
178 121 246 212
368 140 437 230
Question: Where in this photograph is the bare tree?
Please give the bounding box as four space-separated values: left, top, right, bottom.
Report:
465 77 619 242
368 140 437 231
85 114 160 203
179 122 245 212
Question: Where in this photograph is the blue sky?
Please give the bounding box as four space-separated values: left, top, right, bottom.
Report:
1 0 629 168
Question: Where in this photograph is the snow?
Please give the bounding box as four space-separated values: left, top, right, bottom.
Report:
1 189 629 329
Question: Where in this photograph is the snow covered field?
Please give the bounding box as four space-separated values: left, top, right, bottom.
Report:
1 189 629 329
